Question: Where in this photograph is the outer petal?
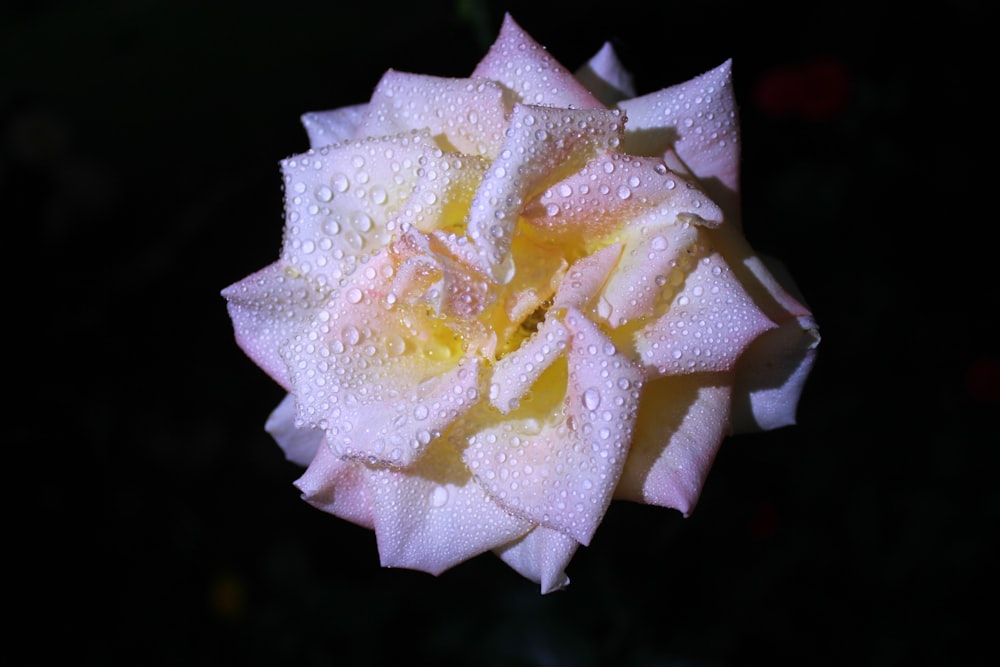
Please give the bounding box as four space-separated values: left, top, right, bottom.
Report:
618 60 740 196
615 374 731 516
574 42 636 106
294 439 376 530
464 309 644 545
355 71 508 157
466 104 625 282
301 103 369 149
265 392 322 466
366 438 532 575
221 262 325 391
494 526 579 593
731 314 819 431
280 131 437 287
634 250 777 379
284 251 482 467
707 224 821 431
472 13 604 110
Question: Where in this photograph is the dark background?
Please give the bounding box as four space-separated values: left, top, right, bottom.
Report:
5 0 996 665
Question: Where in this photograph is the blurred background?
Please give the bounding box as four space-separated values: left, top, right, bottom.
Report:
4 0 996 664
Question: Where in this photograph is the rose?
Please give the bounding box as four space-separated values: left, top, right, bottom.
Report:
222 14 819 592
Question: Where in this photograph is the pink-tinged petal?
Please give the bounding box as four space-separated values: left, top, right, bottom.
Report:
495 526 579 593
618 60 740 195
551 243 622 313
574 42 636 106
464 309 644 545
706 225 821 432
280 132 436 287
356 71 508 157
294 438 375 530
489 315 570 413
598 207 703 328
367 438 532 575
265 393 322 466
285 251 482 467
523 155 719 243
616 374 731 516
472 13 604 110
467 104 625 282
392 153 489 235
731 314 819 431
301 103 369 149
221 262 325 391
635 250 777 379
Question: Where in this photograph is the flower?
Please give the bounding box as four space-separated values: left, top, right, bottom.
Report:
222 14 820 593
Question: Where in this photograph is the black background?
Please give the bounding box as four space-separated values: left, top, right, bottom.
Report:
5 1 997 665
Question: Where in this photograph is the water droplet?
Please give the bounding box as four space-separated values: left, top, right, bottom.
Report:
413 404 429 421
616 186 631 200
582 388 601 411
346 287 363 304
315 185 333 202
429 485 448 507
651 235 668 251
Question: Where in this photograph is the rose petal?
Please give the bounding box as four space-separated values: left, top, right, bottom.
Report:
731 315 819 431
366 438 532 575
551 243 622 313
222 262 325 391
494 526 579 593
597 207 701 328
285 251 482 467
356 71 508 157
618 60 740 195
464 309 643 545
707 224 820 431
615 374 731 516
473 13 603 110
301 103 369 149
489 315 570 414
467 104 625 282
294 439 375 530
523 155 719 242
280 132 436 287
574 42 636 106
634 250 777 378
265 392 322 466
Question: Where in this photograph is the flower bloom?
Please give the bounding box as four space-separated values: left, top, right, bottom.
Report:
223 14 819 592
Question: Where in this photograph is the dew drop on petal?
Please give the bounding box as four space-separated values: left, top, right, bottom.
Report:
582 387 601 411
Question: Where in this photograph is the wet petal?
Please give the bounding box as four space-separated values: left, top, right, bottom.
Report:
301 103 369 149
265 392 322 466
294 438 375 530
467 103 625 282
619 60 740 194
285 251 482 467
464 309 643 545
635 250 777 378
489 315 570 414
708 224 820 431
473 13 603 110
357 71 508 157
222 262 325 390
574 42 636 106
367 438 531 575
495 526 579 593
616 374 731 516
280 132 436 287
523 155 717 243
551 243 621 313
